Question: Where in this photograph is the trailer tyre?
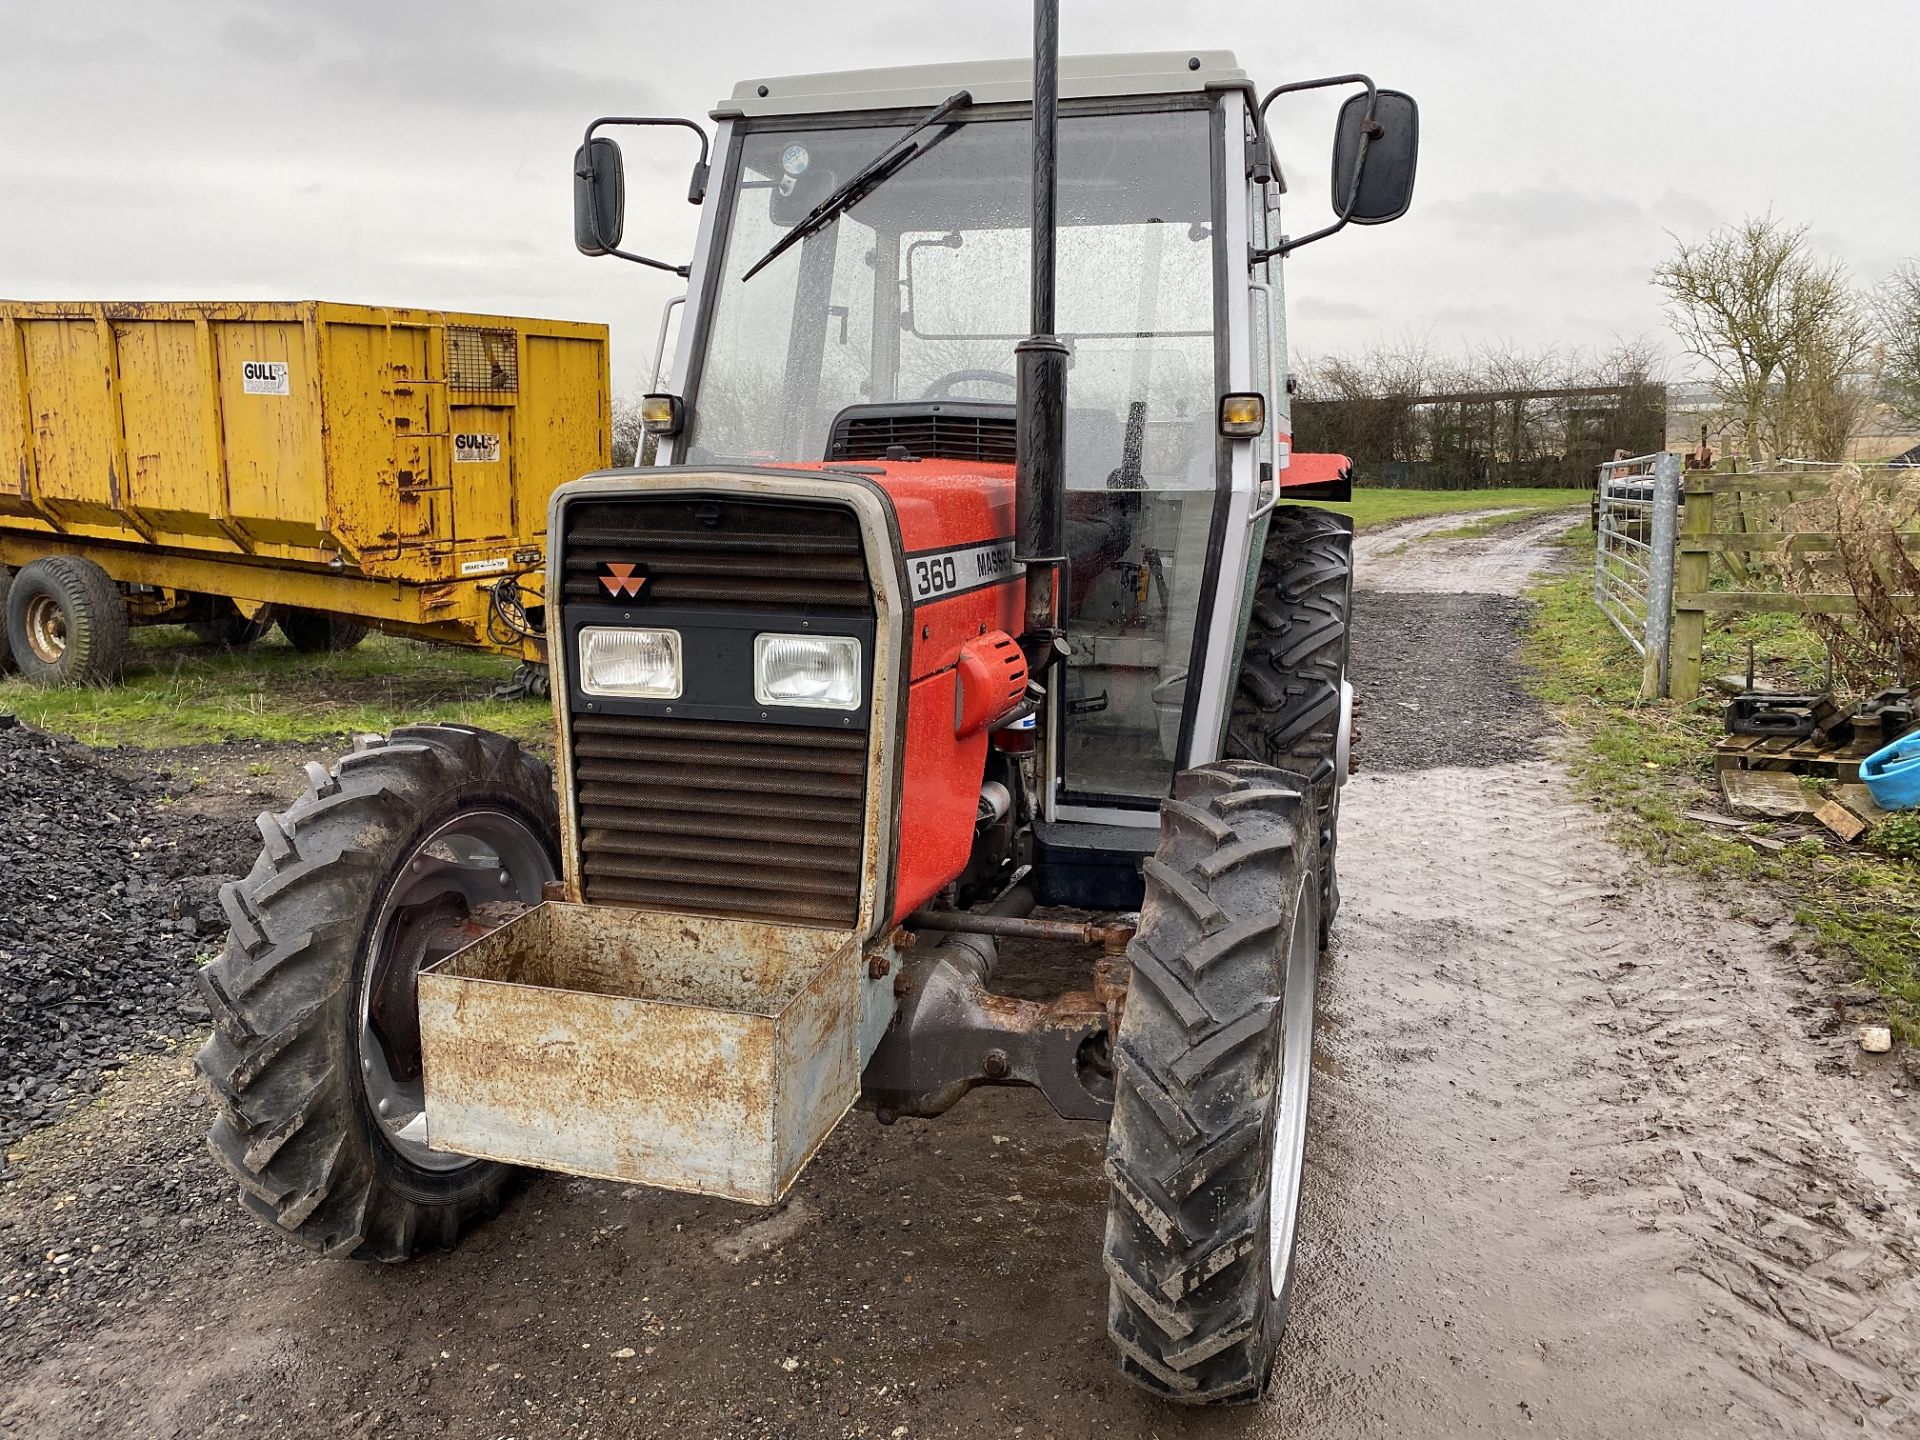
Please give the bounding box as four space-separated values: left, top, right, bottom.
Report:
1103 762 1321 1404
189 608 276 648
0 569 14 674
6 555 130 686
194 725 560 1261
1226 506 1353 944
280 609 371 654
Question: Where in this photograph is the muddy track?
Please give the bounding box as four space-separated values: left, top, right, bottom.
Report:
1289 761 1919 1436
1 507 1915 1438
1353 506 1586 594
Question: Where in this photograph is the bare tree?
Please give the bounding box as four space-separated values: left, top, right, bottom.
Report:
611 391 651 468
1786 311 1880 463
1653 214 1874 464
1876 260 1920 428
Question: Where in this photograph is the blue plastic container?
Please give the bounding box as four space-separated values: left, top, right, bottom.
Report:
1860 732 1920 811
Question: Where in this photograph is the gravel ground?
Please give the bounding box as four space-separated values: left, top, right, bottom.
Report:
1347 508 1579 772
0 726 260 1166
1348 591 1543 771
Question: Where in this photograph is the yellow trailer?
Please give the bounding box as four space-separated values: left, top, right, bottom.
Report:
0 300 609 684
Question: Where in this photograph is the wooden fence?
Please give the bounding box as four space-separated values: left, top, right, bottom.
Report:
1670 469 1919 700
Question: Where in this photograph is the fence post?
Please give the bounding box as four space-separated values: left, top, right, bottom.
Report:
1639 452 1681 698
1593 488 1606 610
1669 474 1713 702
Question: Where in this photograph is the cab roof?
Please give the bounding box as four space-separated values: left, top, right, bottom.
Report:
716 51 1250 120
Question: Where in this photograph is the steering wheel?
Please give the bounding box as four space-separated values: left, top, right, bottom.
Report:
921 369 1017 400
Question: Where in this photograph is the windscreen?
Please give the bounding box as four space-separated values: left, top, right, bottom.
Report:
688 104 1222 802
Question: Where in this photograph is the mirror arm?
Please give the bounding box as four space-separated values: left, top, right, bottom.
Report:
580 116 712 276
1249 73 1377 263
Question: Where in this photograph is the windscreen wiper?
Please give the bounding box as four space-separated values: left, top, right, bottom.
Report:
742 89 972 281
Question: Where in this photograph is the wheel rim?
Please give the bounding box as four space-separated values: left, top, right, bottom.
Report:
1268 878 1318 1297
1333 678 1354 820
357 807 555 1172
23 593 67 663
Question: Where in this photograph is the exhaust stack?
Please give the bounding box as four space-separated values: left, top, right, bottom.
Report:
1014 0 1068 649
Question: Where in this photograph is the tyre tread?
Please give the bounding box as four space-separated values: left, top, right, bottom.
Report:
194 724 556 1262
1102 762 1320 1405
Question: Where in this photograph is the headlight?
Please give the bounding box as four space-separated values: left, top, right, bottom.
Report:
754 633 860 710
579 626 681 698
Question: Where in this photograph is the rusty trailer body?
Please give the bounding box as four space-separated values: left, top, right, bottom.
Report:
0 300 609 671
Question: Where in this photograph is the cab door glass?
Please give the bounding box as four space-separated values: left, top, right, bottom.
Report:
689 106 1223 801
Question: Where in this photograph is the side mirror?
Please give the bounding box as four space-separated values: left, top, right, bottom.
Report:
574 137 626 255
1331 89 1418 225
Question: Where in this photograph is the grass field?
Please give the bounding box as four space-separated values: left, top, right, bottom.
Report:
1524 527 1918 1039
0 628 550 750
1325 485 1587 531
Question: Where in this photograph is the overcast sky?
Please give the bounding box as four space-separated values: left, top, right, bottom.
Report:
5 1 1916 392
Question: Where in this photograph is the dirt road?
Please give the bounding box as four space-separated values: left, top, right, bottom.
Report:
1352 507 1586 594
2 510 1915 1438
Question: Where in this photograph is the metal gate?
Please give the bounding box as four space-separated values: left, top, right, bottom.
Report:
1593 451 1681 698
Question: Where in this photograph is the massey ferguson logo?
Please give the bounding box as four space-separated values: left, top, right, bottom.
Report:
598 561 648 599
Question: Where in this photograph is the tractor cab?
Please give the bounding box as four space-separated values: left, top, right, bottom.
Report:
196 25 1419 1410
675 72 1231 808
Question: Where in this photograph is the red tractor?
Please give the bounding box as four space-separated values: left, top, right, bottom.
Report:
196 7 1417 1405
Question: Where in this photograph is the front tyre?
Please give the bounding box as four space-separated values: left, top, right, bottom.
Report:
194 725 559 1260
1103 762 1321 1404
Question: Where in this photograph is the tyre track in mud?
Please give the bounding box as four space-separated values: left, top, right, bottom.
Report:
1 507 1914 1438
1270 508 1919 1436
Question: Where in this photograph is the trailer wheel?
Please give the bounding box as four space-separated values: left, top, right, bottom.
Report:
189 606 276 648
0 569 14 673
280 609 371 654
194 725 559 1261
1226 506 1352 944
1103 761 1320 1404
6 555 130 687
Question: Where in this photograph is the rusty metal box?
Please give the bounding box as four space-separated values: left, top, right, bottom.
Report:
417 903 862 1205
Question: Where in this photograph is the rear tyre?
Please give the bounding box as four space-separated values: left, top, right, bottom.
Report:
6 555 129 686
1226 506 1353 945
194 725 560 1261
1103 762 1321 1404
279 609 371 654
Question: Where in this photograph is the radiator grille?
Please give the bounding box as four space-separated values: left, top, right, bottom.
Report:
826 402 1016 465
562 496 869 612
571 713 867 926
561 494 874 928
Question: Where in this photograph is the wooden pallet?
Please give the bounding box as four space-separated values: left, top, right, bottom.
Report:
1712 730 1874 783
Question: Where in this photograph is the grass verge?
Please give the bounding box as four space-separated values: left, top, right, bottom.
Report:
1327 486 1587 531
0 629 551 750
1524 527 1919 1040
